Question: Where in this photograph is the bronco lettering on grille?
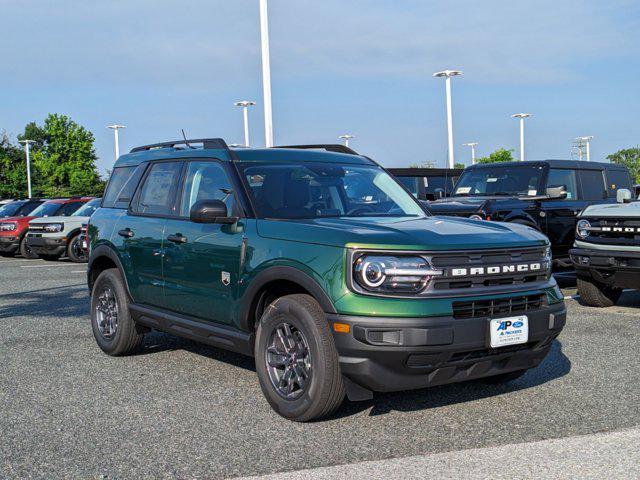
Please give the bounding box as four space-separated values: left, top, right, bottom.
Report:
451 263 542 276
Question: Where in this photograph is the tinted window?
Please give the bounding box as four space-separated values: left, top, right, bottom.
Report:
547 169 578 200
72 198 101 217
0 201 26 218
239 162 425 219
102 165 147 209
133 162 182 216
179 161 234 217
58 202 85 216
397 177 419 197
454 166 544 197
606 169 632 197
30 202 65 217
579 170 606 201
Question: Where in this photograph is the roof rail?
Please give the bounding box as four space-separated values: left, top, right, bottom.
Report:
130 138 229 153
274 144 359 155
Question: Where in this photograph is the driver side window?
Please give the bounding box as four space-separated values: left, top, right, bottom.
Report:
547 169 577 200
180 161 235 218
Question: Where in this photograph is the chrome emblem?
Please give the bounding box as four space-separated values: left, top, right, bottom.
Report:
451 263 542 276
221 271 231 286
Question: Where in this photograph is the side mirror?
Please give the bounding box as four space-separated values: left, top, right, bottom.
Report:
433 188 445 200
617 188 632 204
545 185 567 200
189 200 237 224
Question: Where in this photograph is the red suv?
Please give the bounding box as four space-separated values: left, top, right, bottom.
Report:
0 197 92 258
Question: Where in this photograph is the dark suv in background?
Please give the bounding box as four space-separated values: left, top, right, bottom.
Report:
389 168 462 200
426 160 633 267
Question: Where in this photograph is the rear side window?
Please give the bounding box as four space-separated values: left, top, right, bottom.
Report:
132 161 182 216
606 169 633 197
546 169 578 200
579 170 607 201
102 164 148 209
58 202 85 216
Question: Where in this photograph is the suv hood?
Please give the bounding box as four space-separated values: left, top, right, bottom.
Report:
257 216 547 250
29 215 89 225
580 201 640 218
426 196 532 215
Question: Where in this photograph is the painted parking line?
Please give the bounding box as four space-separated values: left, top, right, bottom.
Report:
20 264 80 268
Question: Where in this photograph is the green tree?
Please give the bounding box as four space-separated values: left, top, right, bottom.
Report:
476 148 515 164
607 147 640 183
454 162 465 169
19 114 105 197
0 132 28 198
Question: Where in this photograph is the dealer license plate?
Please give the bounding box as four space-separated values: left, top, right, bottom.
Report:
489 315 528 348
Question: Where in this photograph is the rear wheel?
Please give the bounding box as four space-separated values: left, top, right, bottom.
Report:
255 294 345 422
67 234 88 263
91 268 145 355
19 236 38 259
577 274 622 307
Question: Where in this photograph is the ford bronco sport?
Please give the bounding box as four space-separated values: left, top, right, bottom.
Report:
570 188 640 306
27 197 100 262
0 197 90 258
87 138 566 421
426 160 632 267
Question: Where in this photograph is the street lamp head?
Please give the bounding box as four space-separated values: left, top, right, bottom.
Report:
235 101 256 107
107 124 126 130
433 70 462 78
339 134 355 140
462 142 478 147
18 139 36 145
576 135 593 142
511 113 531 119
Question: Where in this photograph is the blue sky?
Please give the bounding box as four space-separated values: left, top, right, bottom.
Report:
2 0 640 175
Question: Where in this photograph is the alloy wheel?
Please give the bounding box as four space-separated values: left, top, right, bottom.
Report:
95 286 119 340
265 322 312 399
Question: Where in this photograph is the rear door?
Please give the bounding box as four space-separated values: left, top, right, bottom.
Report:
117 160 183 307
541 168 582 259
162 159 244 324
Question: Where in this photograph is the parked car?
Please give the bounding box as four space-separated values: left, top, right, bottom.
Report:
426 160 633 267
570 188 640 306
26 197 101 262
0 198 45 219
388 167 462 200
0 199 16 206
0 197 92 258
87 138 566 422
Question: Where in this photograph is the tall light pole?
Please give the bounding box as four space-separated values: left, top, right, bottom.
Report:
462 142 478 165
234 101 256 147
511 113 531 161
18 140 35 198
433 70 462 169
339 134 354 147
576 136 593 162
107 125 126 160
259 0 274 148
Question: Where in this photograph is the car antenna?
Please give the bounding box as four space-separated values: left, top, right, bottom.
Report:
181 129 196 149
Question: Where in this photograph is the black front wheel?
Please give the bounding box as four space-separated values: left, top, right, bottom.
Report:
255 294 345 422
67 234 88 263
19 236 38 259
577 275 622 307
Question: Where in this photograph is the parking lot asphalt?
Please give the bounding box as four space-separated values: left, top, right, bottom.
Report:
1 257 639 479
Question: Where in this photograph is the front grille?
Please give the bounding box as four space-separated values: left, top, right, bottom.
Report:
584 218 640 247
29 224 45 231
452 294 545 319
431 247 549 291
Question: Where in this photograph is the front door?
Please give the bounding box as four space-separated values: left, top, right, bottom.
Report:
162 160 244 324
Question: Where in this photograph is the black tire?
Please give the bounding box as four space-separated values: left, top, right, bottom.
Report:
255 294 345 422
478 369 527 384
40 254 61 261
577 274 622 307
90 268 145 356
67 234 88 263
0 251 15 257
19 236 38 259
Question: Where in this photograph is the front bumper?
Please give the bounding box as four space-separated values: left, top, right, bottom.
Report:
329 301 566 393
0 235 20 253
570 247 640 289
26 235 67 256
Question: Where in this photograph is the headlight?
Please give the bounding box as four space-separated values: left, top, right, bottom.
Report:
352 253 443 295
469 214 483 221
43 223 64 233
0 223 16 231
576 219 591 239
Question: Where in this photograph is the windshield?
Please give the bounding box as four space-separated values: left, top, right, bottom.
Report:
454 166 544 197
239 162 426 219
397 177 419 197
29 201 63 217
0 201 24 218
72 198 101 216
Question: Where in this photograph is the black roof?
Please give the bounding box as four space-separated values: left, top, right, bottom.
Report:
466 160 625 170
388 168 463 176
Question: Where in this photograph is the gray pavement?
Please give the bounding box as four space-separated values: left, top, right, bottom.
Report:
1 257 639 479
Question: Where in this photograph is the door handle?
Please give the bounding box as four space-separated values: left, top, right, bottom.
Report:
118 228 134 238
167 233 187 244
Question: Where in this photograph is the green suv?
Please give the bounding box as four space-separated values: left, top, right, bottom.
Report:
87 138 566 421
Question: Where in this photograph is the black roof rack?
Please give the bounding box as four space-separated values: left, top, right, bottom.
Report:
274 144 359 155
130 138 229 153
